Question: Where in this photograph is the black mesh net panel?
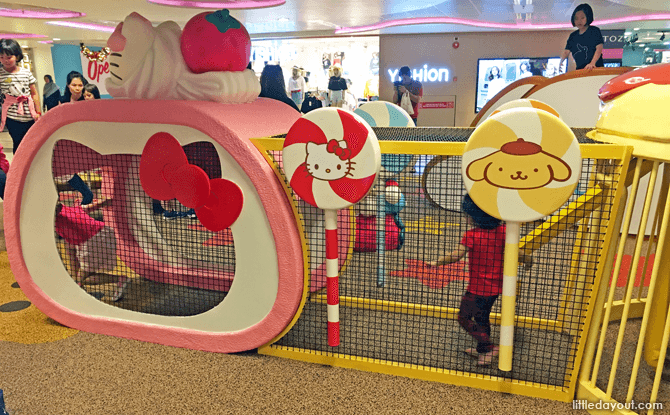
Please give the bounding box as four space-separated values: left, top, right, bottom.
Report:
49 124 622 389
52 140 230 316
268 127 622 389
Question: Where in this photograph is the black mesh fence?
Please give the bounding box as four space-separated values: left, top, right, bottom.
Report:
53 140 230 316
49 127 622 389
268 127 621 389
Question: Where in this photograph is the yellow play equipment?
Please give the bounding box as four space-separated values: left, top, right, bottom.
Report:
254 128 635 403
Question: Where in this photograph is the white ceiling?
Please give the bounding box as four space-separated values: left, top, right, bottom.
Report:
2 0 670 48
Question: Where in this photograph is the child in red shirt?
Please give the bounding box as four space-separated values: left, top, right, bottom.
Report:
430 194 531 366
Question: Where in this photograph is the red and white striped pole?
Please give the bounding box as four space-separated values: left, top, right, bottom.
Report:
324 209 340 347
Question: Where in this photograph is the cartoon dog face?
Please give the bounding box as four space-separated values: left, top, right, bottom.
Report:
466 138 571 190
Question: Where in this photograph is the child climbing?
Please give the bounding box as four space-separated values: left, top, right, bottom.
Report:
55 202 127 301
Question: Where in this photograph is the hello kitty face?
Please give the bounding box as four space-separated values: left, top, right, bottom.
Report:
305 140 355 181
106 12 157 84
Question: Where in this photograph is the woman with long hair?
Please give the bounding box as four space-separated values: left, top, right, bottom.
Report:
258 64 300 112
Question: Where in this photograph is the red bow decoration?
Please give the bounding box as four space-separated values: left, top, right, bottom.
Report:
139 132 244 232
326 139 352 160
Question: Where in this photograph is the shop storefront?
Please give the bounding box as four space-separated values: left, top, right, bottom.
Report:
622 28 670 66
250 36 379 110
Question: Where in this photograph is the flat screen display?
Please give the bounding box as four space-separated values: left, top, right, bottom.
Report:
475 57 567 113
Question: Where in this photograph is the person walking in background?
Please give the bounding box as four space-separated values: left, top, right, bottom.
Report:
559 3 604 71
0 38 41 154
59 71 87 104
83 83 101 100
259 64 300 112
392 66 423 125
42 74 61 112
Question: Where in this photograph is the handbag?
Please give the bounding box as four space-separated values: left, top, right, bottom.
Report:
400 91 414 115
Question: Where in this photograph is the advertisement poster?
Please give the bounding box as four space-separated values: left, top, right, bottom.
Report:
475 57 566 112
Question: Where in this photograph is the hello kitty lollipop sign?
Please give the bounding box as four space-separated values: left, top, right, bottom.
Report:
283 108 381 346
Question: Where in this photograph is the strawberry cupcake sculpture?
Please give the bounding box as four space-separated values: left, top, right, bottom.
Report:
104 10 259 103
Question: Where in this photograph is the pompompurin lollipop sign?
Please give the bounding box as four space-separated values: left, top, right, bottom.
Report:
463 107 581 222
462 105 581 371
283 108 381 346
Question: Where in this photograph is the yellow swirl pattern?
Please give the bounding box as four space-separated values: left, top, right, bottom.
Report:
463 107 580 222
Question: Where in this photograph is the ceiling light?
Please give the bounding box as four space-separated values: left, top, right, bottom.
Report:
0 33 47 39
624 32 632 35
45 21 116 33
634 27 640 30
145 0 285 8
53 38 60 41
0 4 84 18
639 43 645 47
334 14 670 34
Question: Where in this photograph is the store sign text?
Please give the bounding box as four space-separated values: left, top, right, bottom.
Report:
420 101 454 109
388 65 450 83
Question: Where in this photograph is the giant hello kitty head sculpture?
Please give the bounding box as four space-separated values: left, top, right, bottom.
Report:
105 11 260 103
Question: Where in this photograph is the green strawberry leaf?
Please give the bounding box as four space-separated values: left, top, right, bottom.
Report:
206 9 242 33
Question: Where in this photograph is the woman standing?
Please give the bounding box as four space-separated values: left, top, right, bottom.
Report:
559 3 604 71
42 74 61 112
57 71 93 204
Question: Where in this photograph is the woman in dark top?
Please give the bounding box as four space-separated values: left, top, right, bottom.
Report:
42 75 61 112
59 71 88 104
258 65 300 112
57 71 93 204
559 3 604 71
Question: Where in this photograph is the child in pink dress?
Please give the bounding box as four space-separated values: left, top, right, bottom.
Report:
55 202 128 301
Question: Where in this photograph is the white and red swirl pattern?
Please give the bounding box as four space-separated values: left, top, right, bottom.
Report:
283 108 381 211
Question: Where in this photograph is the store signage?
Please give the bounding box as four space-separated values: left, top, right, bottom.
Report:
388 65 450 83
601 30 626 49
79 52 110 95
420 101 454 109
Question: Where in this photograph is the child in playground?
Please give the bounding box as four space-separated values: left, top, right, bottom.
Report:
55 202 128 302
83 83 101 100
429 194 531 366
